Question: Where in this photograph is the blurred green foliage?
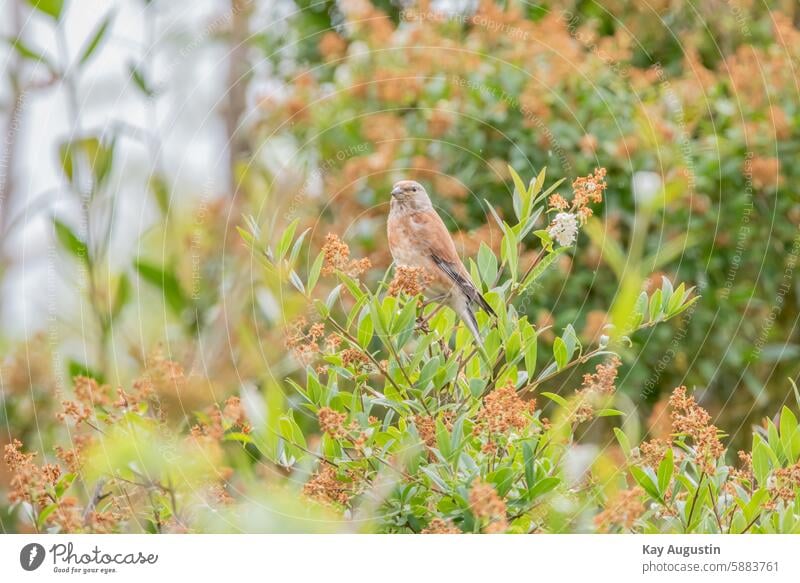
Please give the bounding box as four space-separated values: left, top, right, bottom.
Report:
2 0 800 533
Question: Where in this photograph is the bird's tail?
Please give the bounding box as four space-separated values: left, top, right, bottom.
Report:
458 303 491 365
473 292 497 319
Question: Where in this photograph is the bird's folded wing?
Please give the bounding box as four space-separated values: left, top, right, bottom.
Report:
414 210 497 317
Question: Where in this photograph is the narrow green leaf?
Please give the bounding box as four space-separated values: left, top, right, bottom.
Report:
630 466 661 501
613 427 631 456
5 36 54 70
134 260 188 315
128 62 154 96
657 447 674 495
79 11 114 66
476 242 498 288
307 252 324 294
649 288 663 322
277 218 300 261
553 336 568 370
27 0 64 20
540 391 567 407
53 218 88 264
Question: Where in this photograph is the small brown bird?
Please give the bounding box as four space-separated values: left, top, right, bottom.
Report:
387 180 496 345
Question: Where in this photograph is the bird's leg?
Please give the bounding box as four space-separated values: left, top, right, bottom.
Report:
420 293 449 309
417 294 447 333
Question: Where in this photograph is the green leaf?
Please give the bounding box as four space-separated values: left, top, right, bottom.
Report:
129 62 155 96
523 331 537 377
148 174 170 215
667 282 686 315
277 219 300 262
37 503 58 530
59 136 115 189
562 324 579 361
135 260 189 315
500 223 519 280
357 309 373 348
476 242 498 288
288 228 310 267
420 466 447 491
521 246 569 289
660 276 674 307
613 427 631 456
5 36 54 70
505 329 521 363
435 419 451 459
553 336 568 370
540 391 567 407
752 438 772 486
307 252 324 294
508 165 528 216
289 270 305 294
27 0 64 20
667 294 699 319
522 442 536 494
111 274 130 318
649 288 663 322
68 360 104 383
780 406 800 463
527 476 559 500
53 218 88 264
531 167 546 199
657 447 673 495
79 11 114 66
630 466 661 501
596 409 625 417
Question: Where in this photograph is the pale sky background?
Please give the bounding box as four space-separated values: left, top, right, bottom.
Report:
1 0 238 337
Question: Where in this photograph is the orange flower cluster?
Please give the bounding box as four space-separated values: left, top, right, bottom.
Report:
318 32 347 62
668 386 724 475
285 317 326 363
190 396 251 445
421 518 461 534
594 487 645 533
469 480 508 533
477 382 535 435
321 233 371 277
340 348 372 371
3 439 118 532
548 167 607 222
729 450 754 486
57 376 114 426
54 435 92 473
318 407 348 438
4 439 53 506
413 414 436 448
222 396 251 433
771 461 800 505
303 465 351 506
388 265 433 297
580 355 621 396
749 156 781 190
131 347 186 403
638 438 672 469
572 356 621 424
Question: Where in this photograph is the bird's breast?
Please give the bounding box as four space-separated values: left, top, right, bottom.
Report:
388 212 427 268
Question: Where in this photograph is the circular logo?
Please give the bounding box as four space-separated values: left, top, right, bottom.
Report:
20 543 46 571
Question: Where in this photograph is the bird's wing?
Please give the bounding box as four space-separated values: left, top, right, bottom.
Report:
413 210 497 317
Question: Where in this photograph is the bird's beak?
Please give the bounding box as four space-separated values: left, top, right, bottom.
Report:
390 186 403 198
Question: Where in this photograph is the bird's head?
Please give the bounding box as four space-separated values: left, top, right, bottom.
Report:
390 180 432 211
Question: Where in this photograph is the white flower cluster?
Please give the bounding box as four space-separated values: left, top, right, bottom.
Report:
548 212 579 247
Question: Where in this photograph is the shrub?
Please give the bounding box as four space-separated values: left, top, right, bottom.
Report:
4 168 799 533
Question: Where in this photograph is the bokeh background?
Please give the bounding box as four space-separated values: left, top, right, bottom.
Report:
1 0 799 531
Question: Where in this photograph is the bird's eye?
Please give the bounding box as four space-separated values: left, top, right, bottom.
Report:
412 186 417 192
